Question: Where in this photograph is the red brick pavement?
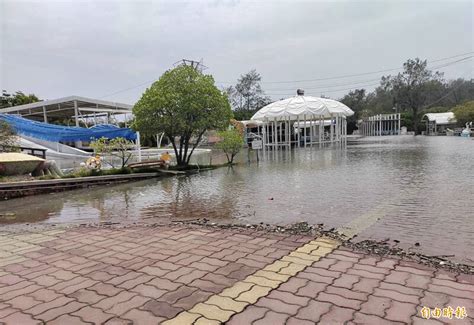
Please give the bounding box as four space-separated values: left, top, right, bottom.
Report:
0 225 472 324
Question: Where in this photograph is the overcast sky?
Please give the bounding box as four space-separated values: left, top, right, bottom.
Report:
1 0 472 104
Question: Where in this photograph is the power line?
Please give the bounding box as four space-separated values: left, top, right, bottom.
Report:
217 51 474 84
99 51 473 99
263 57 473 95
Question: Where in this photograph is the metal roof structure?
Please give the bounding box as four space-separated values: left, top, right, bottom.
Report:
423 112 456 125
0 96 133 124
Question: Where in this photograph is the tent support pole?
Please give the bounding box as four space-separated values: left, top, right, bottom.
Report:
136 131 142 163
303 114 307 147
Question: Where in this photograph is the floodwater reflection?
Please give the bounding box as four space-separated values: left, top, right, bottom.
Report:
0 136 473 264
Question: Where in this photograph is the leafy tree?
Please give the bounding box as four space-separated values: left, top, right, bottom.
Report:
1 90 40 108
340 89 368 134
225 69 271 120
0 121 18 149
379 58 444 134
133 65 232 167
90 137 135 168
216 129 244 164
452 101 474 126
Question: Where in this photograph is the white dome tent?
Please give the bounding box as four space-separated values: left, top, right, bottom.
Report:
250 90 354 150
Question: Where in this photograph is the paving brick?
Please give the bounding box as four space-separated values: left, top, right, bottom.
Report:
352 277 381 294
347 268 386 280
148 277 182 291
142 300 183 318
332 273 360 289
326 285 369 301
72 306 114 324
385 300 417 323
359 295 391 317
121 308 166 324
107 272 142 286
318 305 355 323
405 273 431 289
131 283 167 299
70 288 107 304
295 300 332 322
228 265 259 280
117 274 154 290
328 260 354 272
256 296 301 315
420 291 450 308
159 285 197 304
278 277 308 293
5 295 42 310
206 295 247 312
50 277 97 295
373 287 420 304
235 285 272 304
317 291 362 310
174 290 214 310
297 270 334 284
35 301 85 322
25 288 60 303
189 303 234 322
202 273 236 287
2 283 42 301
88 282 123 297
253 311 289 325
1 311 43 325
266 290 310 307
93 291 137 310
48 314 89 325
229 307 269 324
286 317 315 325
395 265 434 276
107 295 150 315
244 275 281 288
432 278 474 292
353 312 403 325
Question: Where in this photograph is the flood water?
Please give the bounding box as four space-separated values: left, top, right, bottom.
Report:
1 136 473 264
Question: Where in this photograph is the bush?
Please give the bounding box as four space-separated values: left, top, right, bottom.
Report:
452 101 474 126
215 129 244 164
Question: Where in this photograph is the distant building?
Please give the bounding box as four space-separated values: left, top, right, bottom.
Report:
422 112 457 135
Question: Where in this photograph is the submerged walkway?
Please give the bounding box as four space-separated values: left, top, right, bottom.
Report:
0 225 472 324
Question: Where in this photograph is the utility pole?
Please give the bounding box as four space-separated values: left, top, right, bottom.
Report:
173 59 208 72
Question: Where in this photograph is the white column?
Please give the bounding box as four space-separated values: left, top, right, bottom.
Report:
330 114 334 143
74 100 79 127
303 114 307 147
42 106 47 123
136 131 142 162
398 113 401 135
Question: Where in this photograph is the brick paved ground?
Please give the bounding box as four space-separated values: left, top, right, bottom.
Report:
0 225 472 324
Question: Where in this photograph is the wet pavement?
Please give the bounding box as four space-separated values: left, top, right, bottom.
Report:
0 224 472 324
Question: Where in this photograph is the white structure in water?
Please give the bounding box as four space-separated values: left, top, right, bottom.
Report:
422 112 457 135
359 113 401 136
250 90 354 150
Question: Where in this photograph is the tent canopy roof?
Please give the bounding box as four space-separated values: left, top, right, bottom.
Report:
251 95 354 121
423 112 456 125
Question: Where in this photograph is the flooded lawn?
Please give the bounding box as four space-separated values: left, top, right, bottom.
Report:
1 136 473 264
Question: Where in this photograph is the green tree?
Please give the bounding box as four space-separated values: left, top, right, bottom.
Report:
0 121 18 149
452 101 474 126
380 58 444 134
340 89 368 134
225 69 271 120
90 137 135 168
133 65 232 167
216 129 244 164
1 90 40 108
